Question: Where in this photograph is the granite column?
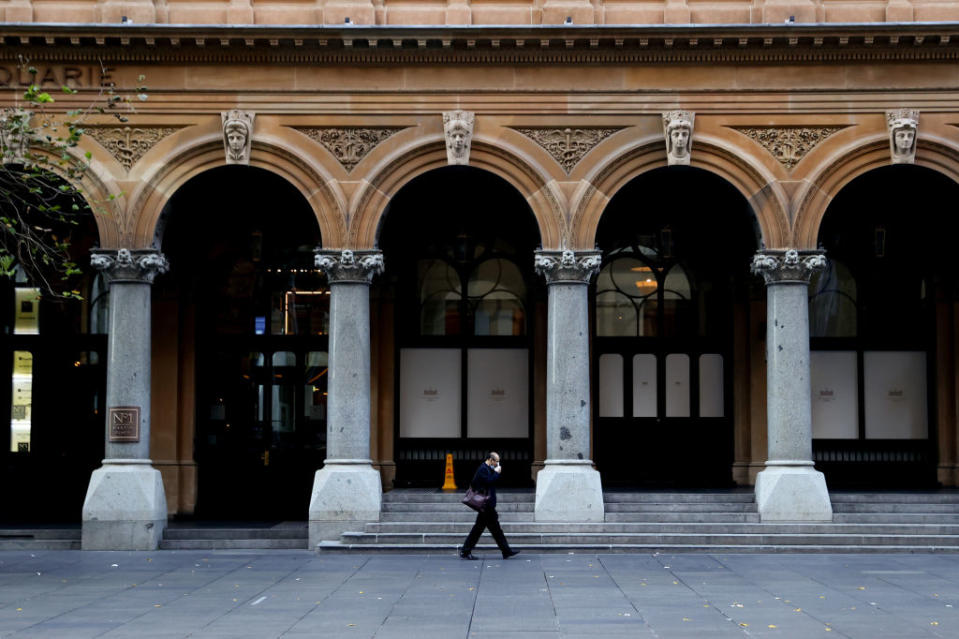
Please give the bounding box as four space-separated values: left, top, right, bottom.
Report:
533 249 605 522
751 249 833 521
309 249 384 546
82 248 169 550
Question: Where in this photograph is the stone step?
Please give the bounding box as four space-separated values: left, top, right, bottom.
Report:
382 502 535 512
605 512 762 523
339 531 959 546
833 513 959 524
831 503 959 513
0 539 81 550
0 528 81 540
317 541 959 554
604 503 758 513
829 492 959 504
159 538 308 550
383 491 534 503
364 521 959 535
164 527 308 540
380 512 535 522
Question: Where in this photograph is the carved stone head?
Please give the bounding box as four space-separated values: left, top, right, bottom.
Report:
442 110 474 165
221 110 255 165
886 109 918 164
663 111 694 166
0 108 31 165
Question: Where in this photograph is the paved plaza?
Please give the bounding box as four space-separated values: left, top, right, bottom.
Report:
1 550 959 638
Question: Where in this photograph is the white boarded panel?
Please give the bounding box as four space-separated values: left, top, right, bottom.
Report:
599 354 623 418
666 354 690 417
632 354 657 417
699 354 724 418
864 351 927 440
810 350 858 439
467 349 528 438
400 348 461 438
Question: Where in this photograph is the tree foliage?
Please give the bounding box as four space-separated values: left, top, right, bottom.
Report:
0 59 146 298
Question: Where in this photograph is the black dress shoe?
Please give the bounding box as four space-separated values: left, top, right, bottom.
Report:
460 552 478 560
502 549 520 559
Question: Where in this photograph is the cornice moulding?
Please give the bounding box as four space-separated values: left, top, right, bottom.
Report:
1 23 958 65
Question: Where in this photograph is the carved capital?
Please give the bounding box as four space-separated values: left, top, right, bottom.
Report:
443 110 474 165
751 249 826 285
663 110 694 166
222 110 255 165
314 249 384 283
534 249 602 284
886 108 919 164
90 248 169 284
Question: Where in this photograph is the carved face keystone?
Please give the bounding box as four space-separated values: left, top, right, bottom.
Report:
894 127 915 154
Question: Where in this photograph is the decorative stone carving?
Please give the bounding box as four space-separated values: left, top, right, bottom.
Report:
90 248 169 283
442 110 474 165
0 108 31 165
886 109 919 164
297 127 402 172
662 110 694 166
221 110 255 165
534 249 602 284
513 127 622 174
86 126 182 171
732 126 845 170
751 249 826 285
315 249 384 283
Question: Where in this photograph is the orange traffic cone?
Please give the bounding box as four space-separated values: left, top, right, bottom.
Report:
441 453 458 490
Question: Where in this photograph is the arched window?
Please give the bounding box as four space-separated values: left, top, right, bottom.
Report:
595 252 694 337
468 258 526 337
809 260 857 338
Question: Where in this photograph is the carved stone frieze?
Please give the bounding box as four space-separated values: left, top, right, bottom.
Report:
298 127 402 172
221 110 255 165
513 127 621 174
534 249 602 284
751 249 826 285
0 108 31 165
886 109 919 164
442 110 474 165
732 126 845 170
315 249 384 283
90 248 169 284
86 126 182 171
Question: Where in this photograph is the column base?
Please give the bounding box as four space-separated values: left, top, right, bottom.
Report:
308 460 382 547
755 462 832 522
534 461 604 522
81 460 167 550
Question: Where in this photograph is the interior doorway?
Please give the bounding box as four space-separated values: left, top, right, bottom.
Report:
161 166 327 519
593 166 758 487
811 164 959 488
379 166 541 487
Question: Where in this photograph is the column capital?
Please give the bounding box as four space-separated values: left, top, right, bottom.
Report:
314 249 384 283
751 248 826 285
90 248 168 284
534 249 602 284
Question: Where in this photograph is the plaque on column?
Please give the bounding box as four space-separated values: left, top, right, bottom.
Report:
109 406 141 442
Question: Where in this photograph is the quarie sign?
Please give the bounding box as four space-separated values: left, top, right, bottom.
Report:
0 65 115 88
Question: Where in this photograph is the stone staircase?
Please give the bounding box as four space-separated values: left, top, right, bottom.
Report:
159 521 308 550
314 489 959 554
0 526 81 550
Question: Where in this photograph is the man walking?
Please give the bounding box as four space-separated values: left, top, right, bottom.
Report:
459 451 520 560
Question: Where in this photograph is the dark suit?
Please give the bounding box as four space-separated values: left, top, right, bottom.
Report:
461 462 513 556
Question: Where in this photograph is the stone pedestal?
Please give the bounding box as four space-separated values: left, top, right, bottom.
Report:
82 460 166 550
82 249 169 550
751 249 832 522
310 250 384 547
533 250 605 523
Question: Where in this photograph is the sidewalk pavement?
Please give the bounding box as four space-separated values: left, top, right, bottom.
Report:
2 550 958 638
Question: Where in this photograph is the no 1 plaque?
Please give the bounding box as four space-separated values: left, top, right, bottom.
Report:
109 406 141 442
